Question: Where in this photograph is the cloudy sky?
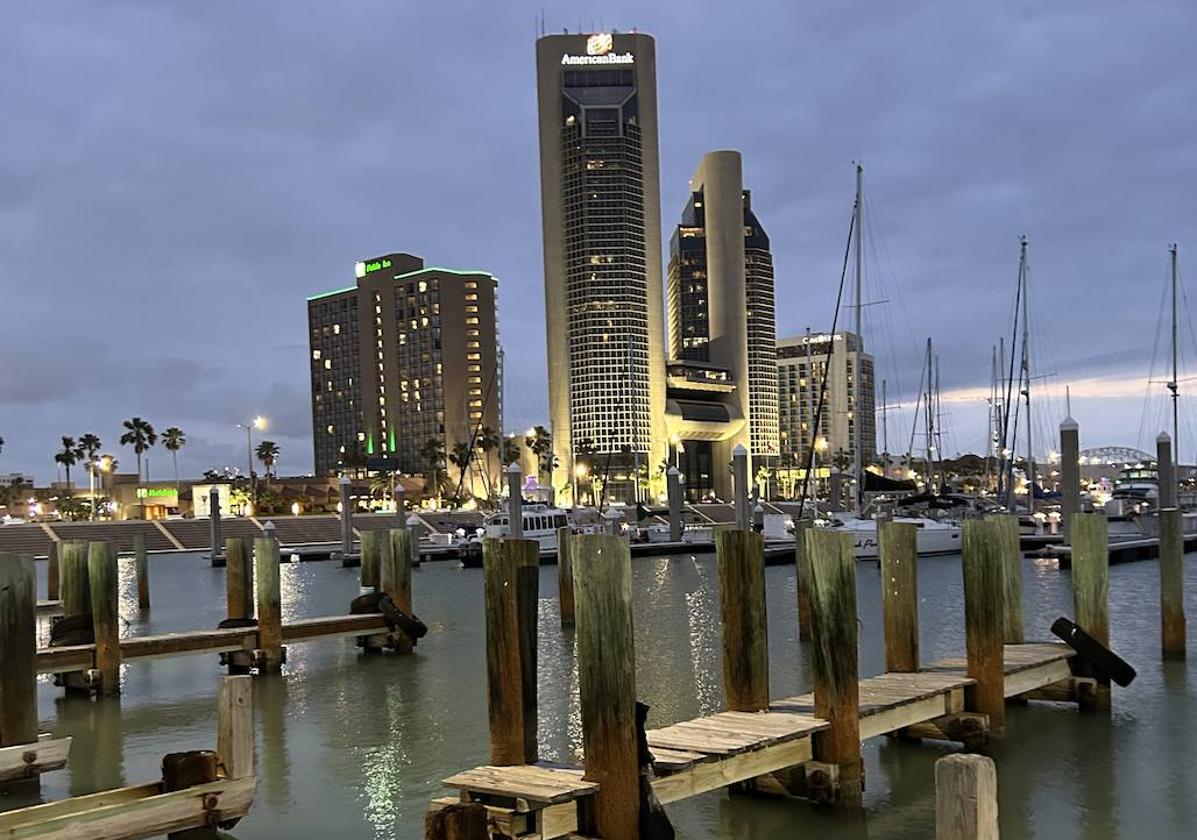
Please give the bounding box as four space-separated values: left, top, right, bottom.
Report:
3 0 1195 483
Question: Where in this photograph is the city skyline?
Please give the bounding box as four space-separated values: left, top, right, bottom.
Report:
3 2 1196 482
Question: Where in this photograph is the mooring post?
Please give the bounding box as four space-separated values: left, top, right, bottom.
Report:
557 526 575 628
47 541 60 602
406 514 422 567
1070 512 1111 709
217 675 254 781
425 803 489 840
209 486 224 567
935 753 999 840
716 529 769 711
254 528 283 672
87 542 120 696
360 529 381 592
1059 416 1081 543
880 520 919 672
805 527 863 807
384 528 414 654
338 476 353 560
1157 432 1177 508
225 537 253 621
482 537 539 765
55 542 91 695
667 466 683 542
395 482 406 518
733 444 750 531
507 463 523 539
962 519 1005 736
989 514 1023 644
134 532 150 611
794 519 813 641
0 554 38 770
574 533 640 837
1159 506 1187 660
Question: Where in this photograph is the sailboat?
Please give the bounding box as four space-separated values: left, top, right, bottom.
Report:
819 165 963 559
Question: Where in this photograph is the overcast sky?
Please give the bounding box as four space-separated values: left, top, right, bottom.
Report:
3 1 1195 483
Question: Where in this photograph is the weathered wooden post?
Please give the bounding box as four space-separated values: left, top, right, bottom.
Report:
483 537 539 765
360 529 381 592
59 541 91 618
47 541 60 602
425 803 489 840
0 554 38 779
217 675 254 782
557 526 575 628
88 542 120 696
733 444 750 531
602 508 622 536
805 528 863 806
1156 431 1186 659
1059 415 1081 543
962 519 1005 736
879 520 919 672
1070 513 1111 709
574 533 640 837
667 466 683 542
406 513 422 567
383 528 414 654
254 526 283 672
134 532 150 611
990 514 1023 644
209 486 224 567
794 519 813 641
338 476 354 562
716 529 769 711
395 481 406 517
507 463 523 539
225 538 253 621
935 753 998 840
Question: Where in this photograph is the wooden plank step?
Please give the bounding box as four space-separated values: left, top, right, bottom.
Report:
442 765 597 805
648 747 712 773
645 722 766 756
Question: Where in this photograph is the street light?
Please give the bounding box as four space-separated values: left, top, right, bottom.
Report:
238 416 266 508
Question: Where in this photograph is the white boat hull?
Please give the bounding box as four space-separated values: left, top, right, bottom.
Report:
825 517 963 560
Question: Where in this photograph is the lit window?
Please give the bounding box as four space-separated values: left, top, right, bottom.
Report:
333 324 341 334
327 425 334 434
324 359 332 370
312 350 322 360
418 280 428 293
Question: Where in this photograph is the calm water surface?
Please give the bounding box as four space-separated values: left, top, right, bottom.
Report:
5 549 1196 838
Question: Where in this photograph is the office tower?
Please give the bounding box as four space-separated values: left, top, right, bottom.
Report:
777 331 876 470
307 253 501 497
535 31 667 503
664 151 779 500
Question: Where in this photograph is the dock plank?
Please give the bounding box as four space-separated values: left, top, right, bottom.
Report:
442 765 597 805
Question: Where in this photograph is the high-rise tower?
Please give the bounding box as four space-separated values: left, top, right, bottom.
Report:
535 31 667 503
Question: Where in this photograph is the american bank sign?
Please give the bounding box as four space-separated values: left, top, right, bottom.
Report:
561 51 634 66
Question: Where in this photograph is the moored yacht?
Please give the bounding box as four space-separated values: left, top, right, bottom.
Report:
820 513 962 560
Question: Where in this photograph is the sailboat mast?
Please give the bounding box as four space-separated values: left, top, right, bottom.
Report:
882 378 889 476
924 338 933 489
1170 243 1180 466
1019 237 1034 516
806 326 817 510
852 163 864 514
987 344 996 490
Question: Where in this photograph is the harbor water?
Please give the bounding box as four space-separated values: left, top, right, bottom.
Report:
4 548 1196 838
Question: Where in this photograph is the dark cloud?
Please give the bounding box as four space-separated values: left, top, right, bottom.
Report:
2 0 1195 480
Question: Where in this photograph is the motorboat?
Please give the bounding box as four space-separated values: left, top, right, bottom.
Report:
820 513 962 560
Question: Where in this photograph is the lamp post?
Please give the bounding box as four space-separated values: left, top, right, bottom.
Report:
238 416 266 510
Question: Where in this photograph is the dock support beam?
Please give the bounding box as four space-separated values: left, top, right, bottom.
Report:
574 534 640 838
0 554 38 787
217 675 254 782
55 542 90 695
667 466 683 542
717 529 769 711
1071 513 1111 709
557 526 575 628
483 537 539 765
339 476 354 562
733 445 750 531
794 519 813 641
962 520 1005 736
47 542 60 602
935 753 998 840
88 542 120 696
507 464 523 539
879 520 919 672
990 514 1023 644
806 528 863 807
209 486 223 567
226 538 253 621
360 529 381 592
1059 416 1081 544
384 528 414 654
1157 432 1177 508
254 534 283 672
1159 507 1187 659
134 533 150 611
425 802 488 840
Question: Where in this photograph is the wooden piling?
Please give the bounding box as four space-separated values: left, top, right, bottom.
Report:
134 533 150 611
557 526 575 628
935 753 998 840
360 529 381 592
1159 507 1187 659
225 537 253 621
87 542 120 696
805 528 863 807
254 536 283 672
716 529 769 711
217 675 254 781
384 528 414 654
1070 513 1111 710
59 541 91 619
425 802 488 840
794 519 813 641
482 537 539 766
47 542 60 602
991 514 1023 644
0 554 38 755
962 520 1005 735
573 534 640 838
879 520 919 672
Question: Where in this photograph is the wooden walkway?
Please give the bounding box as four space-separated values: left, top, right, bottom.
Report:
439 643 1073 837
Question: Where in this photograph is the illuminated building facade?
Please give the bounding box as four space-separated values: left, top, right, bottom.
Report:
307 253 501 495
536 31 667 503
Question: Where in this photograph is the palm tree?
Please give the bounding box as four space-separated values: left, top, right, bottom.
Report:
162 427 186 488
524 425 553 485
78 434 102 519
120 417 157 481
55 436 79 487
476 426 501 500
420 437 448 505
501 435 521 468
449 441 474 503
255 440 280 480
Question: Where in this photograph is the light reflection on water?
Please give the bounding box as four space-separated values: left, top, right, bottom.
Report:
4 549 1196 838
